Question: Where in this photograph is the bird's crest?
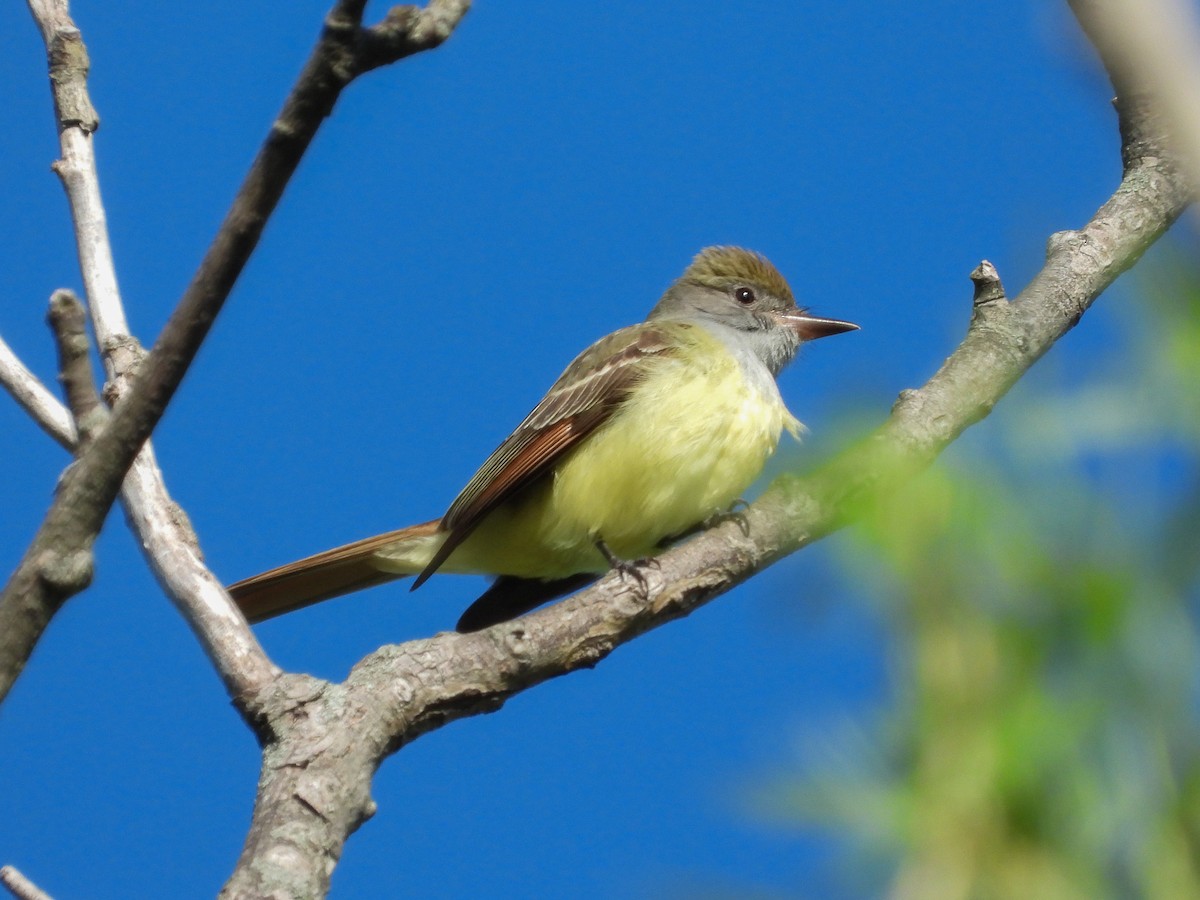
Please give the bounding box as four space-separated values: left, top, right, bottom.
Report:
681 246 794 304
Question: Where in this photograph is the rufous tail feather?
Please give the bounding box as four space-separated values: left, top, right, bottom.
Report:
227 520 441 623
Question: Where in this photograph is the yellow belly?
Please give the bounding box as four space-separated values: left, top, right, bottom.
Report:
446 328 800 579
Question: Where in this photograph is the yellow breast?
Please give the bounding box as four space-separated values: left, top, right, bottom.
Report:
451 325 799 578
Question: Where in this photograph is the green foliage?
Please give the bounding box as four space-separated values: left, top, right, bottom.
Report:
778 248 1200 899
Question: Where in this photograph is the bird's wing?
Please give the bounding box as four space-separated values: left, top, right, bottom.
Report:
412 322 684 587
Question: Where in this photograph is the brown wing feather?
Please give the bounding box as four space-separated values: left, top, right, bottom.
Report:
229 520 440 622
412 323 684 587
413 416 603 587
445 420 580 528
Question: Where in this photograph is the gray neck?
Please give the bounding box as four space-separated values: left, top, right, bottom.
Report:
692 318 796 396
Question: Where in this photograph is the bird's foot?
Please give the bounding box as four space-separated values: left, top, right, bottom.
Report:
594 539 658 594
702 499 751 536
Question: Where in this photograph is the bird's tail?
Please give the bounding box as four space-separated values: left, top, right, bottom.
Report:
227 519 443 623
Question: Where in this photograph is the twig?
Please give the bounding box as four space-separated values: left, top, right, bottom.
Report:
22 298 262 699
0 335 75 449
0 0 260 707
118 451 283 706
26 0 132 379
0 866 54 900
46 290 104 443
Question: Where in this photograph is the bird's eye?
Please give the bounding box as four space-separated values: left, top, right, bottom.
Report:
734 287 756 305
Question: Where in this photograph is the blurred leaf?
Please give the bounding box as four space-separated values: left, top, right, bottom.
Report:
768 239 1200 899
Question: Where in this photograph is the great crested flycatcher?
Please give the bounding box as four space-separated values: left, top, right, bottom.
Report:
228 246 857 631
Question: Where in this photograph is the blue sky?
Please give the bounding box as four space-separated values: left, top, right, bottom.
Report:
0 1 1153 896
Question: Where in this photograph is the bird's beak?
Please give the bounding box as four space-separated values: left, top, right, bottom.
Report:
775 311 860 341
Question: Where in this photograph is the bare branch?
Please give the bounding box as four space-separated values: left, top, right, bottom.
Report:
1071 0 1200 189
119 453 283 706
0 866 54 900
0 335 75 449
0 295 277 707
11 0 1182 894
0 0 470 706
27 0 132 379
356 0 473 73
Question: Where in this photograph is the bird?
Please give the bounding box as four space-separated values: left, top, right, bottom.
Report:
228 246 857 631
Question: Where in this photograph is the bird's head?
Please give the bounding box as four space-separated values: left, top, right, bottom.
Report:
648 246 858 374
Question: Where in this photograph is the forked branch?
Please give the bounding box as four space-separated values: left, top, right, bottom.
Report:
0 0 471 706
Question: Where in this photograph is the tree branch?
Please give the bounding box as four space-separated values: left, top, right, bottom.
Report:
117 451 283 708
0 0 470 707
46 290 103 443
26 0 132 380
2 297 280 709
1071 0 1200 188
0 866 54 900
0 335 75 449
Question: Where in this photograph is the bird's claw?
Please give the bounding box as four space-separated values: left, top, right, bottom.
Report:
595 539 656 595
703 499 751 536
